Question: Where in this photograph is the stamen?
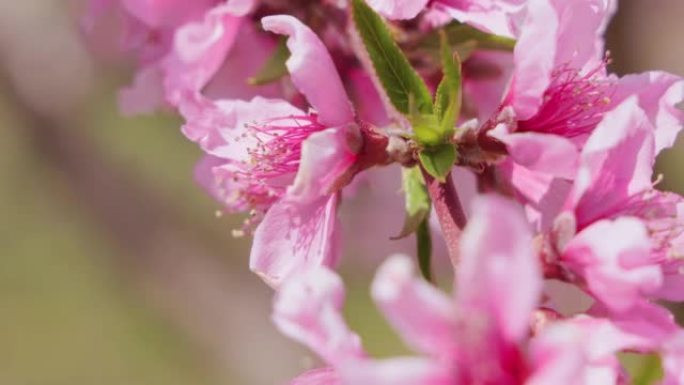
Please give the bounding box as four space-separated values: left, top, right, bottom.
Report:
221 114 326 214
517 61 615 138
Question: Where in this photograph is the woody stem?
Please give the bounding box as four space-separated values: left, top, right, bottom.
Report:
421 169 467 267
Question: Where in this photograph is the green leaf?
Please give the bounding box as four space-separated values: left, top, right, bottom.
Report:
434 30 462 137
416 219 433 282
352 0 433 115
419 143 456 182
410 112 442 147
248 37 290 86
393 167 431 240
418 21 516 53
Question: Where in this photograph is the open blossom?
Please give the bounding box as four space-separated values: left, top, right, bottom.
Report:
274 196 684 385
85 0 261 114
461 0 684 230
531 97 684 314
182 15 376 287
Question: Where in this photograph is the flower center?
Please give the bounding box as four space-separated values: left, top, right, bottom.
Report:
222 114 326 213
517 62 614 138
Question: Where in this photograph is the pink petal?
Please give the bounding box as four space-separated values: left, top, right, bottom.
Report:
462 51 515 123
250 194 341 288
261 15 354 127
121 0 216 28
498 159 572 229
527 316 644 385
566 97 655 229
563 217 662 313
339 357 453 385
118 65 166 116
457 194 541 343
192 154 226 203
434 0 525 38
655 261 684 302
179 96 304 159
662 333 684 385
508 0 559 119
494 131 579 179
551 0 615 73
162 4 244 106
347 68 391 127
589 301 678 348
272 267 364 364
290 367 341 385
203 21 281 101
365 0 430 20
371 256 458 357
612 71 684 153
509 0 615 119
288 127 360 202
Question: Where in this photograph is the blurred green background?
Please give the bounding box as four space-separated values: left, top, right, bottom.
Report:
0 1 683 384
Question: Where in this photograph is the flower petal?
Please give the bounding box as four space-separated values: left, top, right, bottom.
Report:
250 194 341 288
121 0 216 28
458 194 541 342
565 97 655 229
508 0 558 119
434 0 525 38
371 255 458 357
365 0 430 20
563 217 662 312
612 71 684 153
118 65 166 116
261 15 354 127
339 357 453 385
527 316 645 385
288 127 360 202
162 4 244 106
290 367 341 385
494 132 579 179
179 96 304 160
273 267 364 364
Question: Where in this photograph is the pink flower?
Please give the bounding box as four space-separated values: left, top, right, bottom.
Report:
346 195 540 384
272 266 365 384
123 1 258 114
431 0 526 37
183 15 365 287
366 0 525 37
488 0 617 184
272 195 679 385
85 0 261 114
540 98 684 311
477 0 683 232
364 0 431 20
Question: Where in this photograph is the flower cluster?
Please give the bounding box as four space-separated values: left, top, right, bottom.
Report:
87 0 684 384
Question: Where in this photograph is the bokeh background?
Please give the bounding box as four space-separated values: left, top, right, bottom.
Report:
1 1 683 384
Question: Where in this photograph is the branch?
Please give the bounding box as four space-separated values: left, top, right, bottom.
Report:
421 168 467 267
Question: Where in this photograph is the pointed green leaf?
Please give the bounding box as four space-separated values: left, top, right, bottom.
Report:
416 218 433 282
248 37 290 86
443 21 516 51
418 21 516 53
419 143 456 182
352 0 433 115
393 167 431 240
411 113 442 147
434 30 462 137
